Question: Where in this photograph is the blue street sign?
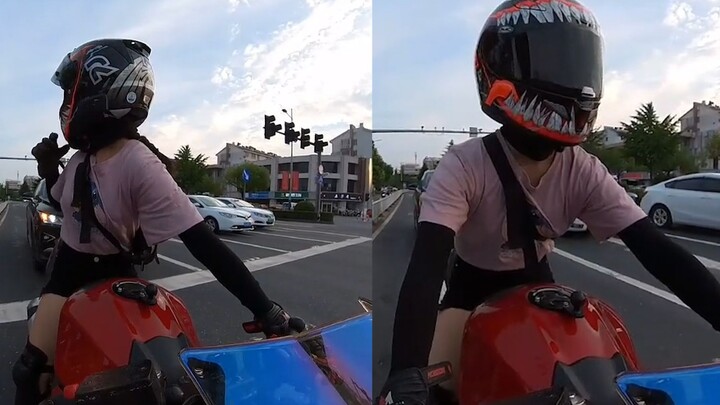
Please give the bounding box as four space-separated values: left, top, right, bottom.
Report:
242 169 251 182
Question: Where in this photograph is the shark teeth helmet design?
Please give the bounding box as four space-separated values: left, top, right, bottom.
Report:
476 0 603 146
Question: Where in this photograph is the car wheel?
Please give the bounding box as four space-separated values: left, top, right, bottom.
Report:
649 204 673 228
205 217 220 234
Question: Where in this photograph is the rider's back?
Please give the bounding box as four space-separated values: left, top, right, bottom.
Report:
51 139 202 255
419 131 645 270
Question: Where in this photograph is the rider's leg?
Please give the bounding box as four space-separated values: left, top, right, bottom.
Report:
426 254 555 404
13 294 67 405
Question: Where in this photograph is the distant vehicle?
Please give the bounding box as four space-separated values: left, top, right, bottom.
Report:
187 195 253 233
216 197 276 227
640 172 720 230
25 179 63 271
413 170 435 230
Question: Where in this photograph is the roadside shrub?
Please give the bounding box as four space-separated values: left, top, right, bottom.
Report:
294 201 315 212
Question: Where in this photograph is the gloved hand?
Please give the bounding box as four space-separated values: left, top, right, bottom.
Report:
31 133 70 179
375 368 431 405
256 302 306 338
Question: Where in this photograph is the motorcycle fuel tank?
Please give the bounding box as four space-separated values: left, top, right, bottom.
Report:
55 278 202 386
458 284 640 405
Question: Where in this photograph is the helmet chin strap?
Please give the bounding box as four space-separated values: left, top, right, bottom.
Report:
500 124 566 161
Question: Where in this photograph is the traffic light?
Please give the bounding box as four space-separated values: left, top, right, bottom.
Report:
313 134 328 154
264 115 282 139
284 122 299 144
299 128 311 148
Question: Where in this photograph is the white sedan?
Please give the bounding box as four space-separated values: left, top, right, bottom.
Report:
216 197 276 227
640 173 720 230
188 195 254 233
566 218 588 233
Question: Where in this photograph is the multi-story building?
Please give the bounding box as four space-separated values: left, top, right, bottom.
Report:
248 153 368 212
208 126 370 212
400 163 420 177
329 123 372 159
206 143 279 196
599 126 625 149
679 101 720 169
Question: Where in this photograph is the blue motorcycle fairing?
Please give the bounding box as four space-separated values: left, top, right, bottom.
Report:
616 362 720 405
179 312 372 405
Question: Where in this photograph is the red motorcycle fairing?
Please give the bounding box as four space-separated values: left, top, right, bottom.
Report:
458 284 640 405
54 278 202 387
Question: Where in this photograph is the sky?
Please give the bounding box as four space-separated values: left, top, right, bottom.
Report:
0 0 371 182
373 0 720 168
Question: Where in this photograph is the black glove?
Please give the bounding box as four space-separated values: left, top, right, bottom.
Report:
256 302 306 338
31 133 70 179
376 368 431 405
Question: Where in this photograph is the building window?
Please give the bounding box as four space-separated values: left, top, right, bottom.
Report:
321 178 339 192
322 161 339 173
300 178 309 191
348 163 357 175
347 179 357 192
294 161 309 173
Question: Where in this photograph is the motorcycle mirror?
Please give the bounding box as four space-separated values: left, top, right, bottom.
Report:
358 297 372 312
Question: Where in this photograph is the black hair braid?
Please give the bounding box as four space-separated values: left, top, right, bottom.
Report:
126 128 175 174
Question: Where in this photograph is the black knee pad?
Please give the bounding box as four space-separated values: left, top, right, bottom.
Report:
13 340 53 405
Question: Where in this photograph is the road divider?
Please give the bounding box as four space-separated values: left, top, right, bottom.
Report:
372 190 407 223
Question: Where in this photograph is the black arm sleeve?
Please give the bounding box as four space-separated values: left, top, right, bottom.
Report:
619 217 720 330
390 221 455 372
179 222 273 316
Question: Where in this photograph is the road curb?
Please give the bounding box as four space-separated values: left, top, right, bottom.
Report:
0 201 7 216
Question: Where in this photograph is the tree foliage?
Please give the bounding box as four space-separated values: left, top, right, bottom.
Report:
372 142 395 188
620 102 681 178
174 145 213 194
226 163 271 196
707 135 720 170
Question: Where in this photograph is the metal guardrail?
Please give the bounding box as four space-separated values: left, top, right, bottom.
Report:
371 190 407 222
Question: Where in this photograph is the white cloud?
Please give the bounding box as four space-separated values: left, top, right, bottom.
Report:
664 1 696 26
144 0 372 161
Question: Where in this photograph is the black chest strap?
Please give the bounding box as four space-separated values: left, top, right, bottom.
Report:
482 132 541 271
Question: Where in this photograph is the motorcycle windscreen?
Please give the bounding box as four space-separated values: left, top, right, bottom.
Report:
178 313 372 405
616 363 720 404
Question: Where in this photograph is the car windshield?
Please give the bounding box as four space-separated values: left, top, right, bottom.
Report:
195 196 224 207
235 199 254 208
216 199 234 207
179 313 372 405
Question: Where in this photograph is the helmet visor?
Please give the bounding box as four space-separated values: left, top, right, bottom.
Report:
516 25 603 98
51 53 78 90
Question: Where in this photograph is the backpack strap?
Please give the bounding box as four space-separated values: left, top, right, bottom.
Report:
482 132 541 271
72 154 159 270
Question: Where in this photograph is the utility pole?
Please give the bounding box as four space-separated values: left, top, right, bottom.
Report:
282 108 295 208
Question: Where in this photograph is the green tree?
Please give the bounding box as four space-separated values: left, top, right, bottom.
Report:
707 134 720 170
671 149 699 175
226 163 271 197
372 142 387 188
620 102 681 179
174 145 210 194
0 184 6 200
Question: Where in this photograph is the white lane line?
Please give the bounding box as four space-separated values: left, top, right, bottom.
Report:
274 221 315 228
271 227 361 238
373 194 405 240
247 232 334 243
168 238 289 253
0 236 371 324
0 202 10 229
608 238 720 271
553 248 688 309
665 233 720 248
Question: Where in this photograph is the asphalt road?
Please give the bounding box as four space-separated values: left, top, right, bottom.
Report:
373 192 720 396
0 201 371 398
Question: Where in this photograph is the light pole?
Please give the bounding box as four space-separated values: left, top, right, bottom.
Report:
281 108 294 208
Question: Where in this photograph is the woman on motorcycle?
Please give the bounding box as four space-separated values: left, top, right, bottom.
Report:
14 39 304 405
377 1 720 404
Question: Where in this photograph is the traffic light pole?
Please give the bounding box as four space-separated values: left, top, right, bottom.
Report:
284 109 295 208
316 150 322 220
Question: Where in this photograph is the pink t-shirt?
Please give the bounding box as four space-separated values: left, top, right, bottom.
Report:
51 139 203 255
419 132 646 271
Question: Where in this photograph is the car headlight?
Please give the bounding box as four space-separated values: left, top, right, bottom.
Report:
219 212 235 218
39 211 62 225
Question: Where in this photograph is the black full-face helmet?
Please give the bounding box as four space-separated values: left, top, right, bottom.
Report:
476 0 603 147
52 39 154 151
